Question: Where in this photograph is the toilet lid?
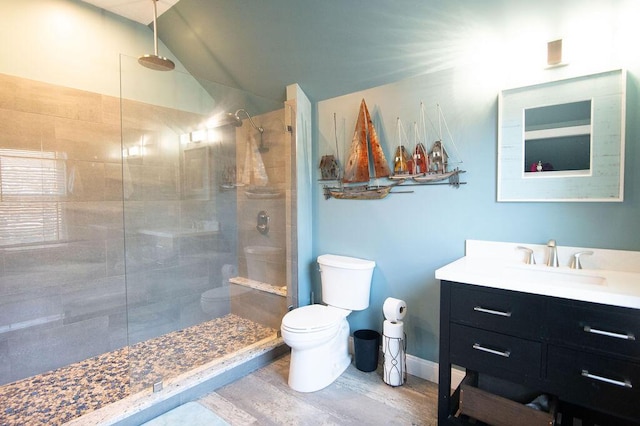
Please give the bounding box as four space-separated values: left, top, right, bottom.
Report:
282 305 347 332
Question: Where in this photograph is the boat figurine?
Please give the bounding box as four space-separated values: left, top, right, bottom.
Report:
412 103 464 183
412 117 429 175
393 145 413 175
390 117 415 179
413 141 429 175
324 99 402 200
319 155 340 180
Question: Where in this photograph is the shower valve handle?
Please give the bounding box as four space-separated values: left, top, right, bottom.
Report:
257 211 270 235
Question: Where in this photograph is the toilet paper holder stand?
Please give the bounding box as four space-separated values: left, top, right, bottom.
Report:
382 332 407 387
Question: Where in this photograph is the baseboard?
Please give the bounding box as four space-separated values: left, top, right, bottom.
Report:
349 336 464 389
405 352 465 390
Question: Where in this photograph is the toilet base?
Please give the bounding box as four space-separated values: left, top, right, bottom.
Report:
287 319 351 392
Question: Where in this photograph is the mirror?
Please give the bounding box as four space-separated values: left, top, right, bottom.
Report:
498 69 626 202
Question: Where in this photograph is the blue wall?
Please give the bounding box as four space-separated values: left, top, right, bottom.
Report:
309 3 640 362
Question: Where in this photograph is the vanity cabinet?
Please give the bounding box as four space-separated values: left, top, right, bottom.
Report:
438 280 640 425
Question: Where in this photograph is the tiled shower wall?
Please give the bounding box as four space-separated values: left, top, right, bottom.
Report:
236 108 288 283
0 73 234 386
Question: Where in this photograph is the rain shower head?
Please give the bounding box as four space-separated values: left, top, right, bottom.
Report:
138 0 175 71
138 54 175 71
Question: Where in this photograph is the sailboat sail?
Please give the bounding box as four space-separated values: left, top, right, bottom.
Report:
325 99 401 200
363 101 391 179
342 99 391 183
342 100 369 183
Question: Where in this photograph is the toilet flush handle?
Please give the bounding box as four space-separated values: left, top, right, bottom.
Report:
256 210 270 235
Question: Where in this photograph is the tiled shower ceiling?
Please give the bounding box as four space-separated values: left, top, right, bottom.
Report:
79 0 180 25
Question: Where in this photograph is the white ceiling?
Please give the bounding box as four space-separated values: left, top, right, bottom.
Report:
80 0 180 25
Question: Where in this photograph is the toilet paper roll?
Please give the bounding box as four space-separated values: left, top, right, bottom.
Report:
222 264 238 283
383 319 404 339
383 297 407 321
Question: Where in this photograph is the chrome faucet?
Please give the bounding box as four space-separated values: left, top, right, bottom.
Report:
517 246 536 264
546 239 559 267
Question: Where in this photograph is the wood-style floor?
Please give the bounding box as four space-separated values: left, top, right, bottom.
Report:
198 353 439 425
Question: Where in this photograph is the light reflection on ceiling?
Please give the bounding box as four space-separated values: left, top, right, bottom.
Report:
78 0 180 25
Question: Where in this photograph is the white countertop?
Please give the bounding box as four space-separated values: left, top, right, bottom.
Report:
435 240 640 309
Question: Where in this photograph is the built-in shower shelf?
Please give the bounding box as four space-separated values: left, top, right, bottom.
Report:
229 277 287 297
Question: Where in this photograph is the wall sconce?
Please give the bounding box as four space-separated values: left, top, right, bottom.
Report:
546 39 567 68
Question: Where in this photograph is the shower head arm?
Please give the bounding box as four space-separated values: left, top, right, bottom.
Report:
234 109 264 133
152 0 159 57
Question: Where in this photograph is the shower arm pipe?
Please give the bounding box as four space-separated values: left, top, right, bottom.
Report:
235 109 264 134
151 0 159 57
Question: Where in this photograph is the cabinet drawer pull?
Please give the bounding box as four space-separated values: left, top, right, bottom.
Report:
472 343 511 358
473 306 512 317
581 370 633 388
583 325 636 341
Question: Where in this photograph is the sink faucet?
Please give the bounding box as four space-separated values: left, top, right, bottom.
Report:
517 246 536 264
570 251 593 269
546 239 559 267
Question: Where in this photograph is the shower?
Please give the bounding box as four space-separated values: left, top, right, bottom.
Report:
138 0 175 71
228 109 268 152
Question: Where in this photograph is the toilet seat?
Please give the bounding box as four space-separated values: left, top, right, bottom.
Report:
281 305 349 333
201 285 250 301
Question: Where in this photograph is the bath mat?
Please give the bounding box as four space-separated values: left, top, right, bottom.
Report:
142 401 229 425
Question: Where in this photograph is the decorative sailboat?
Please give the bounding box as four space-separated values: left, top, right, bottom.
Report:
390 118 430 179
412 103 464 183
319 113 341 181
389 117 415 179
324 99 403 200
412 122 429 175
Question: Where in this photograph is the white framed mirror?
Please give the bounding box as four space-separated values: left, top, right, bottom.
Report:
497 69 626 202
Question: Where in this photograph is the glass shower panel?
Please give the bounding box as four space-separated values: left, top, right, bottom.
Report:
0 73 128 389
119 55 285 392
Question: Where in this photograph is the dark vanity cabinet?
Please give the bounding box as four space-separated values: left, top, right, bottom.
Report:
438 280 640 425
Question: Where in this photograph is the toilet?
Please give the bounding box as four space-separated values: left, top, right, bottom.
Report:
280 254 375 392
244 245 285 284
200 283 252 315
200 263 250 316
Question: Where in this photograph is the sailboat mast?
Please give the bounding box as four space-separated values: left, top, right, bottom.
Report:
437 103 443 141
333 112 342 181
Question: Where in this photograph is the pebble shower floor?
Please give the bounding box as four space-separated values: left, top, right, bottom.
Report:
0 314 276 425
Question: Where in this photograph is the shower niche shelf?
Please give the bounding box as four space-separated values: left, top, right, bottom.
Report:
230 276 287 297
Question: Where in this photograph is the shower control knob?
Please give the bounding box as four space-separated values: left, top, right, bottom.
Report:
256 211 270 235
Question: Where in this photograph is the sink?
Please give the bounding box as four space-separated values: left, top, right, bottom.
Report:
503 266 607 286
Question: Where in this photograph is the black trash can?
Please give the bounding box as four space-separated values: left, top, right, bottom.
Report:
353 329 380 372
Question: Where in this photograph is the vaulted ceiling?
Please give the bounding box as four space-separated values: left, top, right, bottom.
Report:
80 0 582 103
154 0 489 102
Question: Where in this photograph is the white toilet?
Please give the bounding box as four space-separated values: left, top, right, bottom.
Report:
280 254 375 392
200 283 251 315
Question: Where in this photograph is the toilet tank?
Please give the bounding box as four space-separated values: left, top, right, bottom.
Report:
318 254 375 311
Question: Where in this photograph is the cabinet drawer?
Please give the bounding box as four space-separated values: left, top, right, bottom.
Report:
547 345 640 422
459 372 557 426
450 323 542 379
450 283 546 339
548 301 639 359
